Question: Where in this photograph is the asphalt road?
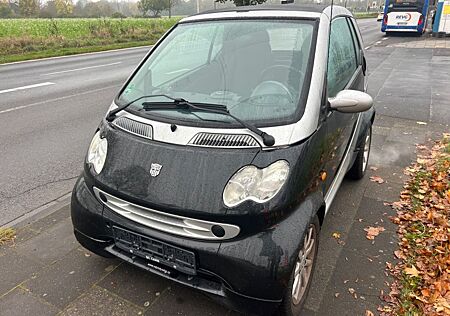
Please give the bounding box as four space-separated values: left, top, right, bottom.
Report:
0 19 384 226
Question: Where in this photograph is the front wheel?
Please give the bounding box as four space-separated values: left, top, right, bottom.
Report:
278 216 320 316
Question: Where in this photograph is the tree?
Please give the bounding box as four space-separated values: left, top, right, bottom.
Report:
215 0 267 6
96 0 113 16
138 0 168 17
84 1 101 16
55 0 73 16
39 0 57 17
0 3 13 17
19 0 39 16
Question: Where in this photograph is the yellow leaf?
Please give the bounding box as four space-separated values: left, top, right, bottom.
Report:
404 265 420 277
332 232 341 239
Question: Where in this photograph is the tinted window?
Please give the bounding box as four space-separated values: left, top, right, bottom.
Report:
327 17 358 97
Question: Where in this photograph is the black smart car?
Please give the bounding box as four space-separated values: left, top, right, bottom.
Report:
71 5 374 316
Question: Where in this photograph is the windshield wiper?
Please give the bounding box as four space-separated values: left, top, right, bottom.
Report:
106 94 275 146
106 94 174 122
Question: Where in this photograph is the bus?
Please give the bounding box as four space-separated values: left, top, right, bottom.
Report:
381 0 435 34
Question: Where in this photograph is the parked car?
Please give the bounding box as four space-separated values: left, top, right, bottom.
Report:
377 12 384 21
71 4 374 316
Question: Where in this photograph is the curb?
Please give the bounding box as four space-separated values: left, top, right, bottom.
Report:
5 192 72 229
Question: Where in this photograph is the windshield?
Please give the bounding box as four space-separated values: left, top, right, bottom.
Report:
117 19 315 127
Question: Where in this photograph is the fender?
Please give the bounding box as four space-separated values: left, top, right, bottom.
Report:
216 190 325 301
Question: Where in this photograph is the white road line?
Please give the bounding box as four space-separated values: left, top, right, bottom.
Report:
0 84 119 115
41 62 121 76
365 46 371 50
0 82 55 95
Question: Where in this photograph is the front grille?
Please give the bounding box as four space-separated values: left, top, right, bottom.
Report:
94 187 240 241
112 116 153 140
189 133 259 148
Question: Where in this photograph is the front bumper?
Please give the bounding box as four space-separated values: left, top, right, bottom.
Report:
71 175 316 315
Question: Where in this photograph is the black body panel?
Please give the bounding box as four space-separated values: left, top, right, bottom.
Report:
93 122 259 217
71 174 324 314
85 121 327 234
71 122 329 306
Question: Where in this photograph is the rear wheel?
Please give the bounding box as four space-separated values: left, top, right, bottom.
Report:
278 216 320 316
347 125 372 180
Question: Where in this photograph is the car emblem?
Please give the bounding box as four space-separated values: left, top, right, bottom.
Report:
150 163 162 177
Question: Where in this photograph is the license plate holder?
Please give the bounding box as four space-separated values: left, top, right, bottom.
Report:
112 226 197 275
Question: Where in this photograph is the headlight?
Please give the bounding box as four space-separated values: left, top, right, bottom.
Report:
223 160 289 207
87 131 107 174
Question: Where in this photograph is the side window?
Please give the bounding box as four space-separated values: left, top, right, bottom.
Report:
327 17 358 98
347 18 362 64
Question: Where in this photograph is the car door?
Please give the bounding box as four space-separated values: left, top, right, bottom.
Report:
322 16 365 191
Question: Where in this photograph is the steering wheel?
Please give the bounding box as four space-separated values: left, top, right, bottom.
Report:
227 80 294 112
251 80 294 103
260 64 304 82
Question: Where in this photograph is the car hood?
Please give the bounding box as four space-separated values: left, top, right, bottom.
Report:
90 122 260 218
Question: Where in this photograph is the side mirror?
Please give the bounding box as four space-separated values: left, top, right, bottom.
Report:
328 89 373 113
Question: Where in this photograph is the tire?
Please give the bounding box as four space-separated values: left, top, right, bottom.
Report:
278 216 320 316
347 125 372 180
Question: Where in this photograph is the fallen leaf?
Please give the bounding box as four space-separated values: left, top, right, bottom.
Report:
394 250 404 259
364 226 386 240
369 166 379 171
332 232 341 239
370 176 385 184
421 288 430 297
334 292 340 298
365 310 374 316
404 265 419 277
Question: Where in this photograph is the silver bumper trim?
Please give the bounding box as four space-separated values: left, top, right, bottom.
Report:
93 187 240 240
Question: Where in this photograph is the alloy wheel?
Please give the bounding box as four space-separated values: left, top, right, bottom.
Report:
291 224 317 305
362 129 371 172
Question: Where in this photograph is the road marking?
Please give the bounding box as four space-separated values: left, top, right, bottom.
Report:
41 62 122 76
365 46 371 50
382 37 388 40
0 82 55 95
0 84 119 115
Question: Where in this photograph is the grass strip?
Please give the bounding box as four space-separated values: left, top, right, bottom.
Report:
0 227 16 246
